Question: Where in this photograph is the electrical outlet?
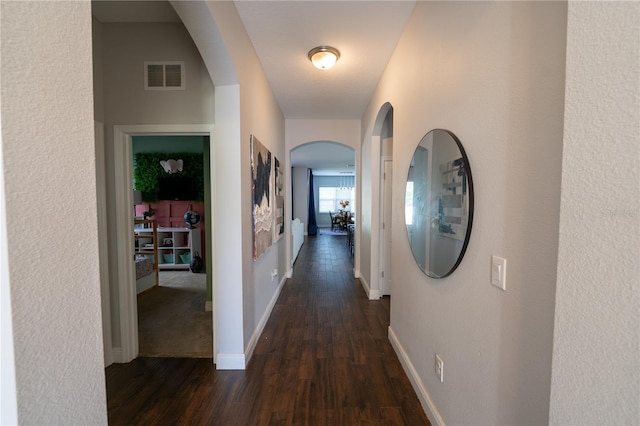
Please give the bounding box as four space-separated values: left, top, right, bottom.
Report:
271 268 278 282
435 354 444 383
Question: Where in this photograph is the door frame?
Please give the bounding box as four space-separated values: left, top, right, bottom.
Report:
95 121 113 366
113 124 215 363
380 157 393 296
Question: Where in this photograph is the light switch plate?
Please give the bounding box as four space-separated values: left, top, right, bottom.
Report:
435 354 444 383
491 256 507 290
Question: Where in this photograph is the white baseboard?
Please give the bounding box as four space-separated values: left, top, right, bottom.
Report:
388 326 445 426
243 274 287 367
216 353 246 370
205 300 212 311
357 275 380 300
111 347 123 364
354 268 360 278
359 275 370 295
103 343 114 367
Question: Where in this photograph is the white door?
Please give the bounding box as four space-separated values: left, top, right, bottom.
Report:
381 159 393 296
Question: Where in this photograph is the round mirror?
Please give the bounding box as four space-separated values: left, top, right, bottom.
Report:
405 129 474 278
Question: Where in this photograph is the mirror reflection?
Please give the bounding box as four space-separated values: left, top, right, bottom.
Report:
405 129 473 278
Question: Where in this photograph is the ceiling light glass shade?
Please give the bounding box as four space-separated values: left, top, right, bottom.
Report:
308 46 340 70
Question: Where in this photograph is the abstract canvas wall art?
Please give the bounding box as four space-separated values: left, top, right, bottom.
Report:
251 135 273 260
273 156 284 241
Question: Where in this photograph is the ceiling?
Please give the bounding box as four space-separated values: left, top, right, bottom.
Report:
92 0 415 175
234 1 415 120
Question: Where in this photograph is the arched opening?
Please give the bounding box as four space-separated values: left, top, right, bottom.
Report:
379 108 394 296
364 102 394 299
93 1 244 368
289 141 356 270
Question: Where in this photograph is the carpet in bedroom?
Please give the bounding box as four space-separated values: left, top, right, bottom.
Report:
137 271 212 358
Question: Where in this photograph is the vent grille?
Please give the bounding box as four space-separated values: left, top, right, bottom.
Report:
144 61 185 90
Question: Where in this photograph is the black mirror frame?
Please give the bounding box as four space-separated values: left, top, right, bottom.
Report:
405 129 474 278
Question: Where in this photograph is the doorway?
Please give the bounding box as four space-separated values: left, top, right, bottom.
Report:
289 141 357 277
379 108 393 297
380 158 392 296
132 135 212 357
113 124 215 363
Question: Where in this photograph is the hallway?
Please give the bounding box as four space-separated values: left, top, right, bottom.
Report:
106 233 429 425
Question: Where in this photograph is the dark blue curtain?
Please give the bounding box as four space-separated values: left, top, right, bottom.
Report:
307 169 318 236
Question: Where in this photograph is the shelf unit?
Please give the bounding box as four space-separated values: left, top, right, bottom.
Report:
136 226 201 270
134 219 159 285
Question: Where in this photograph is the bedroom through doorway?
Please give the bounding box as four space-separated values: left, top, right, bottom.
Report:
130 133 213 358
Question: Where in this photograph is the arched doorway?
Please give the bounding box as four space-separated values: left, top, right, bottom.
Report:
289 141 356 270
366 102 394 298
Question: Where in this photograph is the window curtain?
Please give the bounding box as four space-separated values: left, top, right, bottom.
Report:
307 169 318 236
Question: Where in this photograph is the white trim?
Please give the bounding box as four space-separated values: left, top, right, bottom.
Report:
388 326 445 426
114 126 138 363
354 142 361 280
379 156 393 297
95 121 113 367
359 275 369 294
0 112 18 425
369 289 381 300
244 275 287 365
216 353 246 370
113 124 215 364
367 103 393 304
358 275 380 300
369 134 382 298
111 347 123 364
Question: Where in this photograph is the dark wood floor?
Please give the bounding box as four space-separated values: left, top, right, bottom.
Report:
106 233 430 425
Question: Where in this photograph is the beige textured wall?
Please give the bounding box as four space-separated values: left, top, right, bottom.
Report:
550 2 640 424
95 20 215 349
1 2 107 423
362 2 567 424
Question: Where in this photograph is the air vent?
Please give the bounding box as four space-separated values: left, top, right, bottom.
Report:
144 61 185 90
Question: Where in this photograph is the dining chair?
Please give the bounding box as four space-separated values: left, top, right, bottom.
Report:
329 211 341 231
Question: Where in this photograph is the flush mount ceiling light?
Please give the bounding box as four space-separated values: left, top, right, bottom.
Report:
308 46 340 70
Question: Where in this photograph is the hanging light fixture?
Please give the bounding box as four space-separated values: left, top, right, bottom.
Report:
308 46 340 70
339 172 354 190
